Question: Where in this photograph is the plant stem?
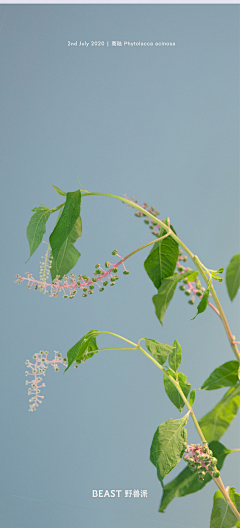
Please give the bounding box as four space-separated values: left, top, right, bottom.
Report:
214 477 240 521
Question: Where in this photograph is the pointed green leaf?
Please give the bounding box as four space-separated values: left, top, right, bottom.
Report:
150 414 188 483
50 190 81 253
152 271 194 327
189 389 196 407
164 371 191 413
50 191 82 279
50 216 82 280
184 271 198 282
26 207 51 260
159 441 231 512
190 279 211 321
168 339 182 372
201 361 239 391
144 220 179 289
145 339 174 366
52 184 66 196
226 254 240 301
198 385 240 442
50 240 80 280
64 330 100 372
210 488 240 528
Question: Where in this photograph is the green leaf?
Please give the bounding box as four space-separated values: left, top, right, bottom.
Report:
50 191 82 279
236 522 240 527
152 271 194 327
198 385 240 442
159 440 231 512
190 279 211 321
64 330 100 373
201 361 239 391
184 271 198 282
52 184 66 196
226 254 240 301
168 339 182 372
145 338 174 366
189 389 196 407
150 414 188 483
50 216 82 280
26 207 51 260
164 371 191 412
210 488 240 528
144 220 179 289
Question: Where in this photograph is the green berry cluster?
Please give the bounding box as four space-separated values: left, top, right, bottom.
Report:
183 442 220 482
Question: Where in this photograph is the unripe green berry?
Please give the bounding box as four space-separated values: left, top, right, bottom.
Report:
213 470 220 478
196 291 202 296
82 294 87 297
99 288 104 292
95 264 100 268
211 457 217 466
123 270 129 275
95 269 102 275
188 300 194 305
189 464 196 472
112 250 118 255
208 450 213 456
183 278 189 284
82 275 88 280
114 275 119 280
89 284 94 290
144 219 149 224
112 267 118 273
105 262 110 268
92 277 97 282
179 285 185 291
103 281 108 286
185 290 191 296
178 266 184 272
110 282 115 286
83 287 87 292
88 290 93 294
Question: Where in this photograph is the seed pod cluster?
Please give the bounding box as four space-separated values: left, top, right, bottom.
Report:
183 442 220 481
177 251 206 306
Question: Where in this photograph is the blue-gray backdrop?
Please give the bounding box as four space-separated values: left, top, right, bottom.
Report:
0 4 239 528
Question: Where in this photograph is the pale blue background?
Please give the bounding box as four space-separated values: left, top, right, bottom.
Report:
0 5 239 528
